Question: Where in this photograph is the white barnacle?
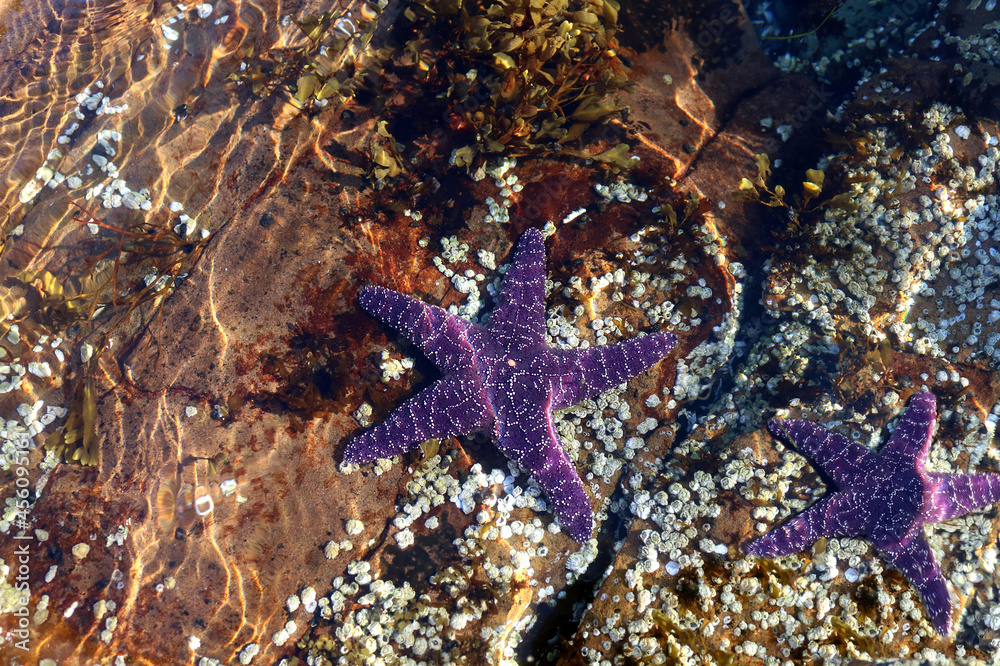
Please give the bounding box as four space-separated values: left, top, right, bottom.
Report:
194 492 214 516
162 24 180 41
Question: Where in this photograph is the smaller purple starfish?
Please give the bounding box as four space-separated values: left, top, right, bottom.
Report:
344 228 676 541
744 392 1000 634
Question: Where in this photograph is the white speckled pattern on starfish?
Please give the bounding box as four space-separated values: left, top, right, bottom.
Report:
745 392 1000 635
344 228 677 541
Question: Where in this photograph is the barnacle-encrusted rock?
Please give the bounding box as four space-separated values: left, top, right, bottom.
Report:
4 0 1000 664
567 16 1000 666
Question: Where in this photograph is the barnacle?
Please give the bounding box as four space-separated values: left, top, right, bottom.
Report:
155 475 178 536
243 523 280 579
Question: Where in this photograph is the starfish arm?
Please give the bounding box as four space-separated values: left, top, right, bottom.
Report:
343 375 490 463
494 399 593 541
925 471 1000 522
882 391 937 465
359 285 479 373
743 492 862 558
552 332 676 409
879 535 952 635
767 418 879 487
486 228 547 352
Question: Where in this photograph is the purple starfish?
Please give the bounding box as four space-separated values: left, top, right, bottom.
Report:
745 391 1000 634
344 228 676 541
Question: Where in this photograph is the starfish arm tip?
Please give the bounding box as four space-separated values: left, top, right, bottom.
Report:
341 443 376 465
928 472 1000 521
765 417 808 444
765 416 879 487
653 332 678 355
562 513 594 542
741 528 782 557
502 421 595 542
884 390 938 462
523 226 544 241
741 535 778 558
922 580 953 635
542 477 594 542
342 426 397 464
881 535 953 636
740 494 858 559
357 284 384 309
566 330 676 405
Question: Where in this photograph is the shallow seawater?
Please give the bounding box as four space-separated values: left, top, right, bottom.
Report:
1 1 1000 664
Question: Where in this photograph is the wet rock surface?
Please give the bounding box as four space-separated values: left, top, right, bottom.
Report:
0 1 999 665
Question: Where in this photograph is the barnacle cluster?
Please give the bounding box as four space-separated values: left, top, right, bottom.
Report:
584 82 1000 664
745 0 936 87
